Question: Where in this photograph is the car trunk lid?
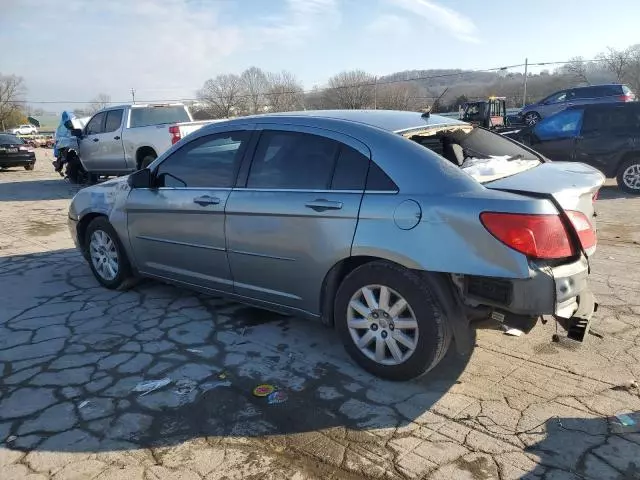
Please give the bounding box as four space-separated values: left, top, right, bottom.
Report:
484 161 605 256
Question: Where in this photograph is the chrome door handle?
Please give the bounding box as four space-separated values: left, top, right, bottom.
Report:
193 195 221 206
305 199 343 212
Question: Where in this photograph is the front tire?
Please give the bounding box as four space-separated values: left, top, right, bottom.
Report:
140 154 157 169
85 217 133 289
523 111 541 126
24 163 35 171
335 261 452 381
617 157 640 194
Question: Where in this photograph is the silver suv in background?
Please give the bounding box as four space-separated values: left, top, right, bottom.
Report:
518 84 636 125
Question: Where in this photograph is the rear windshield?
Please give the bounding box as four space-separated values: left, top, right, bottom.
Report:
408 126 540 183
0 134 23 144
129 106 190 128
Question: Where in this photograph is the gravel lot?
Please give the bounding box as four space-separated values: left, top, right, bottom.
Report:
1 150 639 479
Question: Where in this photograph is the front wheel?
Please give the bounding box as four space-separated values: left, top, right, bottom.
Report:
523 111 541 126
24 163 35 171
335 261 452 381
140 154 157 169
617 157 640 194
85 217 133 289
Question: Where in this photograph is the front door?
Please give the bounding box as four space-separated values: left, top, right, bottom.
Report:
126 130 252 293
225 125 370 314
79 109 126 172
529 108 584 161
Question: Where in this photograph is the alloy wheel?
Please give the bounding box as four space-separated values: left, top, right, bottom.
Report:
89 230 119 281
622 163 640 191
347 285 419 366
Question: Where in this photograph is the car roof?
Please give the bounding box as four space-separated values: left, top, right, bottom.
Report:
566 101 640 111
223 109 464 134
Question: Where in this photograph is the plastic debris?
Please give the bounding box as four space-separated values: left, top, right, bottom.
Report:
267 390 288 405
218 371 228 380
174 379 197 396
6 435 17 443
253 384 275 397
201 380 231 391
133 378 172 396
461 156 539 183
614 413 636 427
78 400 91 409
501 325 523 337
186 348 203 354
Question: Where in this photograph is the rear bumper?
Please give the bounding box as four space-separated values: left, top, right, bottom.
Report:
462 255 596 339
0 154 35 167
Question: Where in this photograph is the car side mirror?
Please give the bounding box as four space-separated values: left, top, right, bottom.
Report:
128 168 152 189
71 128 83 137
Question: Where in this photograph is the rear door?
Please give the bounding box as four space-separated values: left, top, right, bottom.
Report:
575 104 639 176
225 125 369 314
528 109 584 161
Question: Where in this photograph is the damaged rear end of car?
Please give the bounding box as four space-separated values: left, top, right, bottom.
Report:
399 122 605 344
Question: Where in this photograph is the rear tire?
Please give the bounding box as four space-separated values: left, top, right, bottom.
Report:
24 163 35 171
616 157 640 194
334 261 452 381
85 217 133 290
140 154 157 169
523 111 541 126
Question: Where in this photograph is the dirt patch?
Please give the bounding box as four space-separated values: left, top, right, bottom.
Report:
26 220 63 237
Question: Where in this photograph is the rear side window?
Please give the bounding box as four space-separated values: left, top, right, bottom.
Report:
85 113 106 135
104 109 124 133
366 162 398 191
582 106 637 133
576 85 621 98
248 131 339 189
129 106 191 128
156 131 249 188
331 145 369 190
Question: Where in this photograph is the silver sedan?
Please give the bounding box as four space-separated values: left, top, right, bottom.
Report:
68 110 604 380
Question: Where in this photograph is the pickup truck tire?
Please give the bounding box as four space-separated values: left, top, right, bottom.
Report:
334 261 452 381
617 156 640 194
85 217 133 290
140 154 157 169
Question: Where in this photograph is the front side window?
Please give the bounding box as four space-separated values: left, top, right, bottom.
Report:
543 91 567 104
104 109 124 133
155 131 249 188
247 131 339 189
534 109 584 140
85 113 106 135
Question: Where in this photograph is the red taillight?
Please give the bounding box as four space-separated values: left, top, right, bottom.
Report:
169 125 181 144
480 212 574 259
619 94 635 102
566 210 596 250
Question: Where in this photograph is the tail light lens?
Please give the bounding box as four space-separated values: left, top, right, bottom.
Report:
566 210 596 250
169 125 181 144
619 94 635 102
480 212 574 259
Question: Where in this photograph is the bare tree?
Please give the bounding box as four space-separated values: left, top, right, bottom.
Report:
376 82 420 111
0 74 26 130
88 93 112 114
265 71 304 112
562 56 590 85
241 67 268 114
625 44 640 95
597 47 632 82
324 70 375 109
198 74 244 118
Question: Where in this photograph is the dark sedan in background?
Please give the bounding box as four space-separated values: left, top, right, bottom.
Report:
505 102 640 193
0 134 36 171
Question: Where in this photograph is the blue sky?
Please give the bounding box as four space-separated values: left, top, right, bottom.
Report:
2 0 640 108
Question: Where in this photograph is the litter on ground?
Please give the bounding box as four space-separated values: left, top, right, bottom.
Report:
253 384 276 397
267 390 288 405
133 378 172 396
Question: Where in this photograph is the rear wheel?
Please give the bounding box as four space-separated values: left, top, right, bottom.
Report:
85 217 133 289
335 261 452 381
24 163 35 171
617 157 640 194
523 111 541 126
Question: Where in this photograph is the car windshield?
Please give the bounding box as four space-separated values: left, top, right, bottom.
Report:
0 134 23 144
129 106 190 128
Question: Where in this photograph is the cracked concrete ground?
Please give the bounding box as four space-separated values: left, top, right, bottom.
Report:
1 150 639 479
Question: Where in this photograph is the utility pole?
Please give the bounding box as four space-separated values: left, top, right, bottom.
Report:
522 58 528 108
131 88 136 104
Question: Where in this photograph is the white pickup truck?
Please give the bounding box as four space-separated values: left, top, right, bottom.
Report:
59 103 220 182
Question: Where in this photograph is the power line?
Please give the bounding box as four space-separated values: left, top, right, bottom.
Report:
11 57 611 105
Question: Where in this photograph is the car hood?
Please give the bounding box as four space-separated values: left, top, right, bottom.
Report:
69 176 131 220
